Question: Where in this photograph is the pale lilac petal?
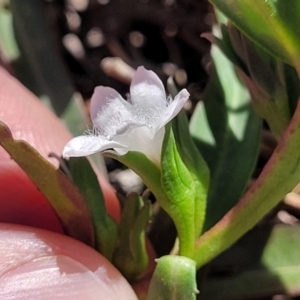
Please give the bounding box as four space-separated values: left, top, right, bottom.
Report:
90 86 135 138
155 88 190 132
130 67 167 117
90 87 124 122
63 135 127 158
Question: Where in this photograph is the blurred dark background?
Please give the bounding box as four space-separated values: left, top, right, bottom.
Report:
43 0 212 101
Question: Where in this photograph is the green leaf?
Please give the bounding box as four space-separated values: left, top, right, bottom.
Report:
0 121 94 246
65 157 117 261
201 225 300 299
130 200 151 275
160 125 199 257
5 0 74 115
167 76 210 237
224 24 299 138
60 95 92 137
190 46 261 230
213 25 247 74
147 255 198 300
113 193 151 282
209 0 300 74
172 111 210 237
0 1 20 60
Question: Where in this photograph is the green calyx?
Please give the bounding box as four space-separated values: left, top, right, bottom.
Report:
147 255 198 300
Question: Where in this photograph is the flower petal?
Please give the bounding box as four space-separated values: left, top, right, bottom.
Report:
130 67 167 128
90 86 134 139
62 135 127 158
130 67 166 104
155 88 190 132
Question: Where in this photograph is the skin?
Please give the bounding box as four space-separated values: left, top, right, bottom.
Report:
0 66 138 299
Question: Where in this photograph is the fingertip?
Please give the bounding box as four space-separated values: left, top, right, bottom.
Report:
0 165 64 233
0 224 138 300
1 255 119 300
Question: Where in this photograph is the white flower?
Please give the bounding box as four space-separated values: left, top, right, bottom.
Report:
63 66 189 165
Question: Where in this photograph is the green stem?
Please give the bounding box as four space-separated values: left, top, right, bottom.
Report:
194 96 300 269
104 151 194 257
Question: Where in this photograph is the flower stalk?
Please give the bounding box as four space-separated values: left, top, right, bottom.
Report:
106 148 196 258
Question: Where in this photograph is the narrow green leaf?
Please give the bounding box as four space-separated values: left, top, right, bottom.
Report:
113 193 151 282
130 200 151 278
211 25 247 74
161 125 197 257
228 24 298 137
60 95 92 137
168 77 210 236
209 0 300 74
201 225 300 299
117 193 143 244
0 1 20 60
190 46 261 230
213 24 299 139
8 0 75 115
172 111 210 237
66 157 117 261
0 121 94 246
147 255 198 300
